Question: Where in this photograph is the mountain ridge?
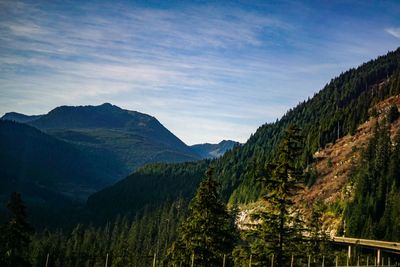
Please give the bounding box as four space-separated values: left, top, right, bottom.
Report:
2 103 201 177
191 140 239 159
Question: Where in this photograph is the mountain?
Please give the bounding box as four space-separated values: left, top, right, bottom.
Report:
0 120 128 227
191 140 239 159
2 112 43 123
85 48 400 231
0 120 123 200
2 103 201 179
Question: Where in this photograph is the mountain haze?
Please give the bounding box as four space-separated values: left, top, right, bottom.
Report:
0 120 123 198
191 140 239 159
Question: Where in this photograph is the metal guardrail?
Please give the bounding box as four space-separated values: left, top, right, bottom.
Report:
332 236 400 253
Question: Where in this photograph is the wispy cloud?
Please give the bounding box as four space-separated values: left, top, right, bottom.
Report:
386 27 400 39
0 0 399 144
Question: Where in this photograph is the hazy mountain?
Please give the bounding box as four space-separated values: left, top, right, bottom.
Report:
2 103 201 178
2 112 43 123
0 120 124 203
191 140 239 159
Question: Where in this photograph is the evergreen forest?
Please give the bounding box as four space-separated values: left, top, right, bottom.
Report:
2 47 400 266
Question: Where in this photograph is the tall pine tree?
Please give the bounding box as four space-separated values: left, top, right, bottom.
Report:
167 169 238 266
1 192 33 267
250 125 305 267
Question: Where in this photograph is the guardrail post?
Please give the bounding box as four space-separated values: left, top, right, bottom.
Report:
45 253 49 267
105 253 109 267
377 249 380 266
336 255 338 267
367 255 369 267
191 252 195 267
322 255 325 267
348 245 351 266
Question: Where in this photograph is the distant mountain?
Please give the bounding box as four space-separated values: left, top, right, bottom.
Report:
0 120 123 197
0 120 126 224
191 140 239 159
2 103 201 178
2 112 43 123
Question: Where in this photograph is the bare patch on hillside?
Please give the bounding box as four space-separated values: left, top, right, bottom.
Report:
299 95 400 209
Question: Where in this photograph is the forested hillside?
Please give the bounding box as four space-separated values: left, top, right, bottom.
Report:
214 48 400 204
87 48 400 231
87 161 209 222
346 118 400 241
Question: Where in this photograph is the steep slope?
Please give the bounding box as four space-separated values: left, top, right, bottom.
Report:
0 120 123 202
213 47 400 204
191 140 239 159
85 48 400 226
2 103 200 178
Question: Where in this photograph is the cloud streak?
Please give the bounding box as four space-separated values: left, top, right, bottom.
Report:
386 27 400 39
0 0 399 144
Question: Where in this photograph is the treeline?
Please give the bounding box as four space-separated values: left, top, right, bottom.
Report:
1 195 189 267
30 200 188 267
214 48 400 204
346 115 400 241
87 160 209 222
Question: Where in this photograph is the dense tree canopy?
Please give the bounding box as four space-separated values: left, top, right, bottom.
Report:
167 169 238 266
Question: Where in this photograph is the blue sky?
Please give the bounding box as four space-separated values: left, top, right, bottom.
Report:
0 0 399 144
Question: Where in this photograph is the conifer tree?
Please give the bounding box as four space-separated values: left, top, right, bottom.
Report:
2 192 33 267
168 168 238 266
250 125 305 267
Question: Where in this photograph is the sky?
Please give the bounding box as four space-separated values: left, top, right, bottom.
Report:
0 1 400 145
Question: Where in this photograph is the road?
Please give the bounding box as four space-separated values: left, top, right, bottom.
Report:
332 236 400 253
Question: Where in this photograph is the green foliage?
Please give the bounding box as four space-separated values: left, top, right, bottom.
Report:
387 104 399 123
306 202 331 264
305 168 319 188
29 200 188 267
1 192 33 267
166 169 238 267
346 122 400 241
248 126 306 267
